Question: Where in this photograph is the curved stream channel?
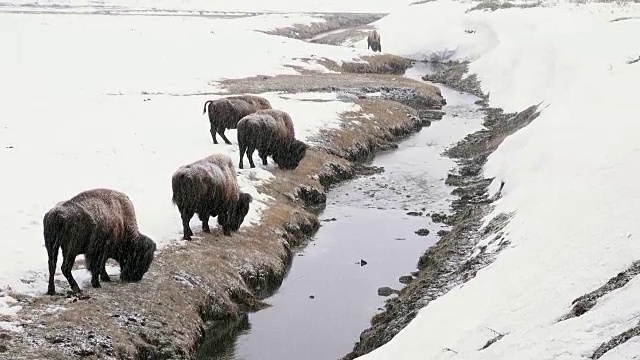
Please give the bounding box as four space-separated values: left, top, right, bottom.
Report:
196 64 485 360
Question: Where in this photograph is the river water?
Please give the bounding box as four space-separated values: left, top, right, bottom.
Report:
197 63 485 360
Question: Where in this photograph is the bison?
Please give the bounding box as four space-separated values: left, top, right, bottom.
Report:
172 153 253 240
202 95 272 145
43 188 157 295
237 108 308 170
367 30 381 52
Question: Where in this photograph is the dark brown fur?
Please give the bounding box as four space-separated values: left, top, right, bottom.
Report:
172 153 253 240
237 108 308 170
43 188 157 295
367 30 382 52
202 95 272 145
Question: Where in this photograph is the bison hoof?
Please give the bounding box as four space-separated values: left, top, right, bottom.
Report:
224 141 232 145
183 235 192 241
91 281 101 288
101 274 111 282
250 164 256 168
203 228 211 233
46 289 56 296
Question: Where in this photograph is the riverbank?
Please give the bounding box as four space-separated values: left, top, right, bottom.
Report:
344 63 540 359
0 48 446 359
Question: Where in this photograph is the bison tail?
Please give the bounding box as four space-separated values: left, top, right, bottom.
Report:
203 100 213 115
43 209 67 255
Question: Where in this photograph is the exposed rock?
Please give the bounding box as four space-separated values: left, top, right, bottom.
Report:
377 287 398 297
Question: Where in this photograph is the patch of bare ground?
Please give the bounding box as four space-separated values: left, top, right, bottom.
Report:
0 69 443 358
219 58 445 112
558 260 640 321
422 61 487 100
308 27 372 47
343 63 541 360
341 55 414 75
591 323 640 359
466 0 544 13
263 13 385 40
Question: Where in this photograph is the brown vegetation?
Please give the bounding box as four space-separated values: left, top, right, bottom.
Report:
341 55 413 75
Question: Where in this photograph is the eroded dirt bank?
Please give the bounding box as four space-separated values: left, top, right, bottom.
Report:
0 53 444 359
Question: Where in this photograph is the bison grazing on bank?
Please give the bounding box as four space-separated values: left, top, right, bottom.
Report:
367 30 381 52
172 153 253 240
237 108 308 170
43 188 157 295
202 95 272 145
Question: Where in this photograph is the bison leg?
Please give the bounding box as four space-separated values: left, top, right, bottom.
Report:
198 212 211 233
218 212 232 237
181 209 195 240
61 251 81 294
46 244 60 295
247 147 257 168
239 144 247 169
259 152 268 166
86 236 109 289
100 266 111 282
217 127 233 145
210 123 219 144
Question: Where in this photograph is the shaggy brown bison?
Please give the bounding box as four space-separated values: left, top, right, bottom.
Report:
367 30 381 52
43 188 157 295
237 108 308 170
172 153 253 240
202 95 272 145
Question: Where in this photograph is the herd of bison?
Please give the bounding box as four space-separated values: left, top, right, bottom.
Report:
44 94 309 295
44 30 383 296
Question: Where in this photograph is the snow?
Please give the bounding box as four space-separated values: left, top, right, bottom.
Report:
0 0 415 14
357 1 640 360
0 5 362 316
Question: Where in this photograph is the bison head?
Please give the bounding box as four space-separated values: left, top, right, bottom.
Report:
273 140 308 170
218 192 253 236
119 234 156 282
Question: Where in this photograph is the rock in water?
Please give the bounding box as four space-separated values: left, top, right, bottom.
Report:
377 287 398 297
415 228 430 236
399 275 413 284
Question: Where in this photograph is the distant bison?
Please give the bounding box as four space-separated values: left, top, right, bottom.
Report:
172 153 253 240
43 189 157 295
202 95 272 145
237 108 308 170
367 30 381 52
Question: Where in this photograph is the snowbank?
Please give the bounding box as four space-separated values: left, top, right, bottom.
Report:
357 1 640 359
0 9 360 315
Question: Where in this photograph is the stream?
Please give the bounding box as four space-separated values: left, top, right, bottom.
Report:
196 64 485 360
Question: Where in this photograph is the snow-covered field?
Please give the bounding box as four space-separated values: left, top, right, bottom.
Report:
357 0 640 359
0 0 415 14
0 4 369 318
